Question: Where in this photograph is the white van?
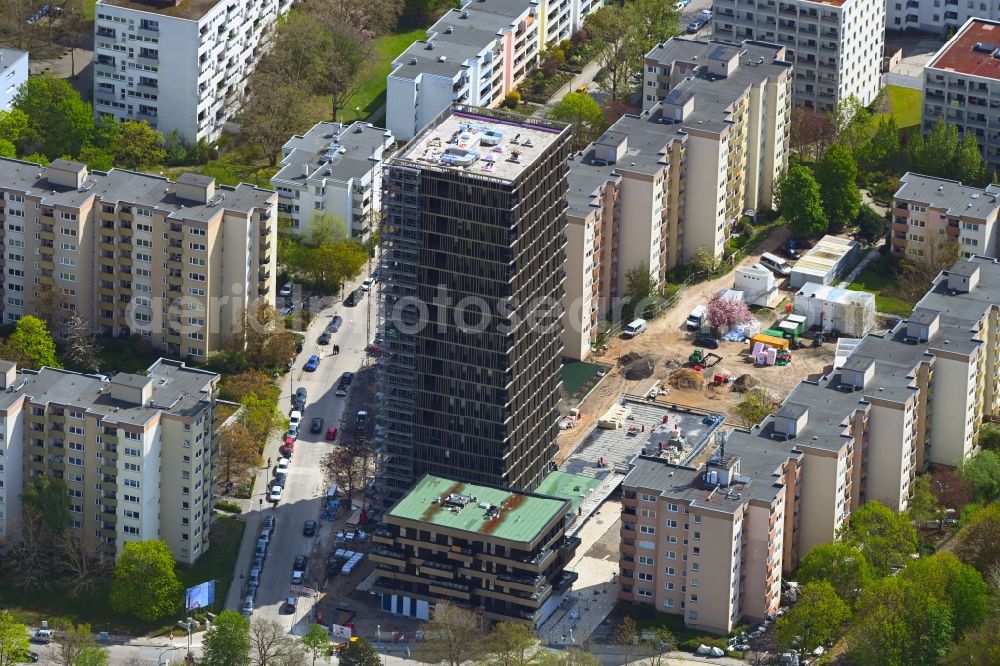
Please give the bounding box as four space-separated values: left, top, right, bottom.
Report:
760 252 792 277
623 319 648 338
685 305 706 331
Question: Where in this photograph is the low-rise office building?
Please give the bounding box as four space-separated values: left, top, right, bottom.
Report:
93 0 293 143
0 157 278 358
271 121 394 238
923 18 1000 171
371 474 580 625
712 0 885 112
0 48 28 112
891 172 1000 261
0 358 220 564
561 37 791 359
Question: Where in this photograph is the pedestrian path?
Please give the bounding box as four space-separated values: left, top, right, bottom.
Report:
837 240 884 288
566 471 625 536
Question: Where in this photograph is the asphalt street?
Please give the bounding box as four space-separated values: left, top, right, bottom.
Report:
222 269 379 634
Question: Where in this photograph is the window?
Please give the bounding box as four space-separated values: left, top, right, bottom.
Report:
69 410 84 419
136 223 153 232
124 494 140 503
59 242 77 251
69 442 84 451
666 582 675 591
693 515 701 524
123 525 140 535
124 431 141 440
188 242 206 251
638 572 653 582
688 611 698 621
637 589 653 598
666 551 676 560
124 447 141 457
124 462 140 472
124 479 140 488
640 508 656 519
68 456 84 466
693 531 701 541
667 503 678 512
665 566 675 575
59 227 78 236
666 519 677 528
69 425 84 436
640 493 656 502
59 272 77 282
664 599 674 608
59 211 78 221
639 525 655 535
124 509 140 519
638 556 655 566
689 594 698 603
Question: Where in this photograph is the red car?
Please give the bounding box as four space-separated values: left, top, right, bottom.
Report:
326 426 338 441
280 443 294 458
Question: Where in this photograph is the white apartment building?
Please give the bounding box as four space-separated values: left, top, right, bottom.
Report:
887 0 1000 34
387 0 602 141
0 158 278 359
561 38 791 360
0 48 28 112
712 0 885 112
0 358 220 564
271 121 394 238
923 18 1000 171
93 0 293 144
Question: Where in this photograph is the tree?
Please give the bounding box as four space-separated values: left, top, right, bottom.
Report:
945 614 1000 666
775 581 850 659
220 371 280 404
21 475 70 537
548 92 607 151
815 144 860 232
0 611 31 666
63 314 101 373
202 610 252 666
734 388 775 429
906 474 945 530
833 96 875 159
415 602 483 666
846 577 912 666
841 500 917 577
241 302 297 369
796 542 873 607
789 107 837 162
0 139 13 158
687 246 716 274
855 204 886 244
956 130 988 186
776 166 828 238
625 0 679 58
340 638 382 666
250 617 304 666
59 535 110 598
317 25 372 121
54 623 102 666
321 445 366 510
109 120 167 170
12 76 95 159
862 115 901 173
0 108 27 146
31 281 63 332
3 315 60 369
955 501 1000 575
301 624 329 666
481 622 538 666
218 423 262 483
534 650 598 666
239 392 284 446
961 449 1000 502
108 540 182 621
705 293 754 331
587 6 638 101
283 238 369 294
931 465 972 512
304 212 350 247
623 262 658 321
4 506 55 593
979 423 1000 450
614 615 638 666
636 627 676 666
240 71 312 166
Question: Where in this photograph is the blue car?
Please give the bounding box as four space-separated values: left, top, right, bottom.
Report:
304 355 320 372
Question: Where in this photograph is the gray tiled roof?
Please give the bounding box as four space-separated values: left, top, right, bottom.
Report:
894 172 1000 221
273 121 391 185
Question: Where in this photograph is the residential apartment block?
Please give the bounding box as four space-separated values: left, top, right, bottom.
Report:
619 451 794 634
891 172 1000 261
371 474 580 625
0 158 278 359
0 358 220 564
887 0 1000 34
712 0 885 112
376 107 571 502
561 38 791 359
387 0 602 141
632 256 1000 633
923 18 1000 170
0 48 28 112
271 121 395 238
93 0 293 143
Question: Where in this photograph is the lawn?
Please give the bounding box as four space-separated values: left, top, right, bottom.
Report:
559 360 607 400
94 336 162 375
847 255 917 317
161 145 280 190
1 517 245 635
338 27 429 123
881 85 922 129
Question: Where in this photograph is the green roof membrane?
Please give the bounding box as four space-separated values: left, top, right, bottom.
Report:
534 471 600 514
388 475 568 544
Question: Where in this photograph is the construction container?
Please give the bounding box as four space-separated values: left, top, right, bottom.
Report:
749 332 790 350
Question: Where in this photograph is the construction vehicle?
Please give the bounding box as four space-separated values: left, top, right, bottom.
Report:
775 349 792 366
688 348 722 367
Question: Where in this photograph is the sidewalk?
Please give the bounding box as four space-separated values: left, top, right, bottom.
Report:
532 60 604 117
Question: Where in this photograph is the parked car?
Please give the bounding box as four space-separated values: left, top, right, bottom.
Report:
344 289 363 307
304 355 320 372
291 571 305 585
273 472 287 489
686 305 706 331
780 243 802 260
295 387 307 405
289 411 302 428
279 282 294 297
284 597 297 613
242 596 254 617
311 417 324 433
31 630 53 645
318 331 331 345
361 278 374 291
269 485 283 502
326 426 339 441
686 18 704 33
623 318 647 338
328 315 343 332
263 515 276 530
699 9 712 21
280 443 294 459
303 520 317 537
23 651 40 663
695 335 720 349
335 372 354 397
276 458 290 473
293 554 309 571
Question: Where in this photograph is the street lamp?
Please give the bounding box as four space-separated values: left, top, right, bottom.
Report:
159 645 183 666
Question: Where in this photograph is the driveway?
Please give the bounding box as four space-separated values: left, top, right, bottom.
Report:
223 269 379 633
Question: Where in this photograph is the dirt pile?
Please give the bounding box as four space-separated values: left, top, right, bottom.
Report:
619 352 642 366
732 374 760 392
664 358 682 370
624 358 655 381
669 368 705 390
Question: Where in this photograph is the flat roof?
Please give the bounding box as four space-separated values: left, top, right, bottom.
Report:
0 48 27 71
396 108 565 182
98 0 221 20
927 18 1000 79
895 173 1000 221
791 235 858 278
273 121 391 186
534 470 601 514
387 474 569 543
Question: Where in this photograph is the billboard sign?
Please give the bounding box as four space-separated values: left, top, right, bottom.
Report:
185 580 216 611
330 624 353 640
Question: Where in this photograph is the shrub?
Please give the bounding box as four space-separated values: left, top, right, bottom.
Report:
503 92 521 109
215 501 242 514
541 58 559 78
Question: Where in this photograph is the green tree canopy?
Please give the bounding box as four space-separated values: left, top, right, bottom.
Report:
482 622 538 666
734 388 774 429
816 143 860 231
907 118 991 186
21 475 71 538
0 108 28 145
301 624 330 666
12 76 95 160
202 610 251 666
796 542 874 607
841 500 917 576
776 166 828 238
548 92 607 151
979 423 1000 450
774 581 851 659
0 610 31 666
855 204 886 243
955 501 1000 575
625 0 680 59
3 315 59 369
0 139 14 159
960 449 1000 502
109 540 182 621
945 613 1000 666
623 262 658 321
861 115 901 173
340 637 382 666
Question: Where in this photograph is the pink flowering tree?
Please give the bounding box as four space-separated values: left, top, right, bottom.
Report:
706 294 754 331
